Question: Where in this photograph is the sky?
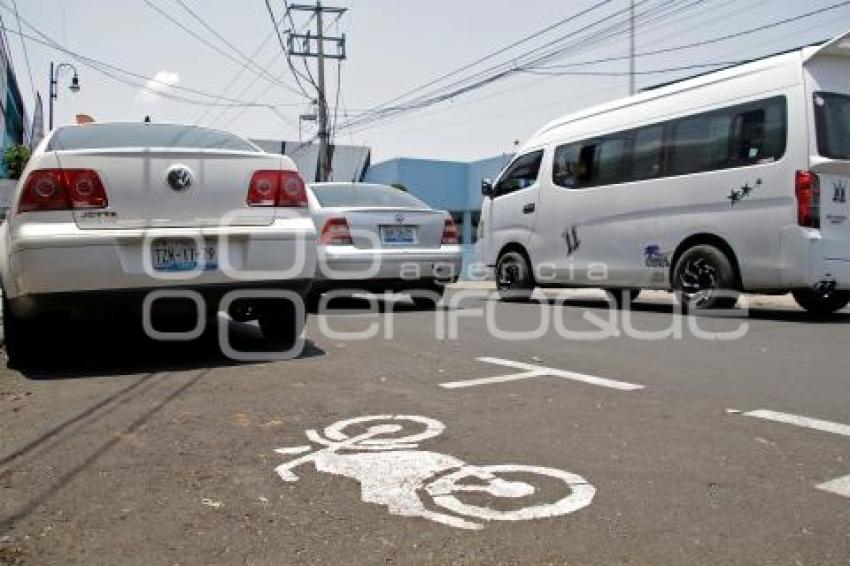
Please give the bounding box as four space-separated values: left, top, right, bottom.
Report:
3 0 850 163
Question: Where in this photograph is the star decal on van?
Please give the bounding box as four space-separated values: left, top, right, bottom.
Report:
728 179 763 207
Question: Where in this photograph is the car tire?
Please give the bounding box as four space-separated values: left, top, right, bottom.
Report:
3 293 34 368
672 245 739 311
411 283 445 310
792 288 850 316
496 250 535 302
606 288 641 309
257 299 305 345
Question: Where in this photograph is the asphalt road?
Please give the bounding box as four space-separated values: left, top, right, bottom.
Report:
0 289 848 565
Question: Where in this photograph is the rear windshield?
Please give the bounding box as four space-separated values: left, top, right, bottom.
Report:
311 184 429 209
814 92 850 159
47 124 259 152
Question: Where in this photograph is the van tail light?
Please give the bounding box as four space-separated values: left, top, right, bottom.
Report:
247 170 308 208
795 170 820 228
320 217 353 245
18 169 108 213
442 217 459 245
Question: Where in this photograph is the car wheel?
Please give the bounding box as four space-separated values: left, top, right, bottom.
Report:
672 245 739 311
792 287 850 316
411 283 445 310
257 299 305 345
2 293 35 368
605 288 641 309
496 250 534 302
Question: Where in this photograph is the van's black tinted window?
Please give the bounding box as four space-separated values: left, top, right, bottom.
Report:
551 96 787 189
495 150 544 197
47 124 259 152
631 125 663 180
814 92 850 160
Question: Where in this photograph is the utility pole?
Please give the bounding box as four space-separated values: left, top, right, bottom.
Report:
286 2 347 182
629 0 636 96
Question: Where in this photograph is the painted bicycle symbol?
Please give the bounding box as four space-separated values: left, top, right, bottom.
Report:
274 415 595 530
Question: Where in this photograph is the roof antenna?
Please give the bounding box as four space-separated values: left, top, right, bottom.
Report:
144 115 151 123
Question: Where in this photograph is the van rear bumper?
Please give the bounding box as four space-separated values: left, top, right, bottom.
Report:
779 226 850 290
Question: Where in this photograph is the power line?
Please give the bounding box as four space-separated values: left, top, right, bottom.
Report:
264 0 314 99
340 0 678 132
0 16 305 110
9 0 35 102
142 0 304 97
542 0 850 69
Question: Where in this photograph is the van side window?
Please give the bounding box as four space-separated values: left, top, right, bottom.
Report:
631 125 663 181
553 144 587 188
549 96 787 189
495 150 544 197
668 113 733 176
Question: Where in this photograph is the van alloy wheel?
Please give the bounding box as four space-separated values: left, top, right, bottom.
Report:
679 257 719 308
672 245 739 311
496 251 534 302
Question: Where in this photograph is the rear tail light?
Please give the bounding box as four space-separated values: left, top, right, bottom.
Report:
18 169 108 213
795 170 820 228
247 170 307 208
441 217 459 245
320 217 353 245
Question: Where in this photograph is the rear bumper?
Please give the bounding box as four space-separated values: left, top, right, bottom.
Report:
8 280 313 319
5 220 317 299
778 226 850 290
316 246 463 283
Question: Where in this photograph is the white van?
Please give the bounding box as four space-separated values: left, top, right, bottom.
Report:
479 31 850 315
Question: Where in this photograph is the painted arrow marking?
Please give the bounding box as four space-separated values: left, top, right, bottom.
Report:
440 357 645 392
738 409 850 499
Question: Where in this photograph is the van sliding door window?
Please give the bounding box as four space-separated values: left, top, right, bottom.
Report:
814 92 850 160
494 150 544 197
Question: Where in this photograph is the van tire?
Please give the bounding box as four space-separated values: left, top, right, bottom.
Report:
3 293 35 368
672 245 739 311
257 299 305 345
792 288 850 316
496 250 534 302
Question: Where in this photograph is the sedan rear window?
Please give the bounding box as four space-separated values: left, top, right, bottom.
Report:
815 92 850 159
311 184 429 209
47 124 259 152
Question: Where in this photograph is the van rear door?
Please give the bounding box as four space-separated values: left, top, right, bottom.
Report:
804 33 850 260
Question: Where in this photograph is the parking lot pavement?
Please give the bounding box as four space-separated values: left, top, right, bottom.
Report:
1 291 848 564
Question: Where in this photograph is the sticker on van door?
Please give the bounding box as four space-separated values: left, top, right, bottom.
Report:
643 245 671 268
833 180 847 204
563 226 581 257
728 178 762 206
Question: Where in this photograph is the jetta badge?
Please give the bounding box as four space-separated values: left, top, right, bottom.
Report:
166 165 194 192
395 213 405 224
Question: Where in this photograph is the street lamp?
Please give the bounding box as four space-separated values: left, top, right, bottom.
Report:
49 62 81 130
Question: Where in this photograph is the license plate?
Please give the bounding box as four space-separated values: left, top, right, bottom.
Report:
151 239 217 272
380 226 417 244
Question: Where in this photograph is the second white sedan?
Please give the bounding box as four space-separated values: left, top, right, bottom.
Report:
307 183 462 308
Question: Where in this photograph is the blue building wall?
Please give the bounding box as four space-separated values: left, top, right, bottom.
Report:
365 153 513 277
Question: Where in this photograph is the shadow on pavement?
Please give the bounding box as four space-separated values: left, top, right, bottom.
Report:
8 317 325 380
483 296 850 324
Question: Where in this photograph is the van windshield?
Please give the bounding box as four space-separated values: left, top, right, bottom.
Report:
814 92 850 159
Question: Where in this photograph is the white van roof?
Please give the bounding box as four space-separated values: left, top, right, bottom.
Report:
532 29 850 144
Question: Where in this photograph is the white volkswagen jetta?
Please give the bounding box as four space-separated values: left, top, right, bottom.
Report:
0 123 317 364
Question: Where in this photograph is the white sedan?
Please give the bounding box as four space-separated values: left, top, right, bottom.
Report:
0 123 317 364
307 183 462 308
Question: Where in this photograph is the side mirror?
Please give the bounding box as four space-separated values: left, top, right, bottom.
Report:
481 178 494 198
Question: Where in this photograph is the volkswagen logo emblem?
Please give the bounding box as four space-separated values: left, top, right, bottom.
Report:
395 213 405 224
166 165 194 192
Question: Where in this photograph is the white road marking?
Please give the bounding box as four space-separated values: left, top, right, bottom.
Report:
439 357 645 391
817 475 850 499
273 415 595 530
739 409 850 501
743 410 850 437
